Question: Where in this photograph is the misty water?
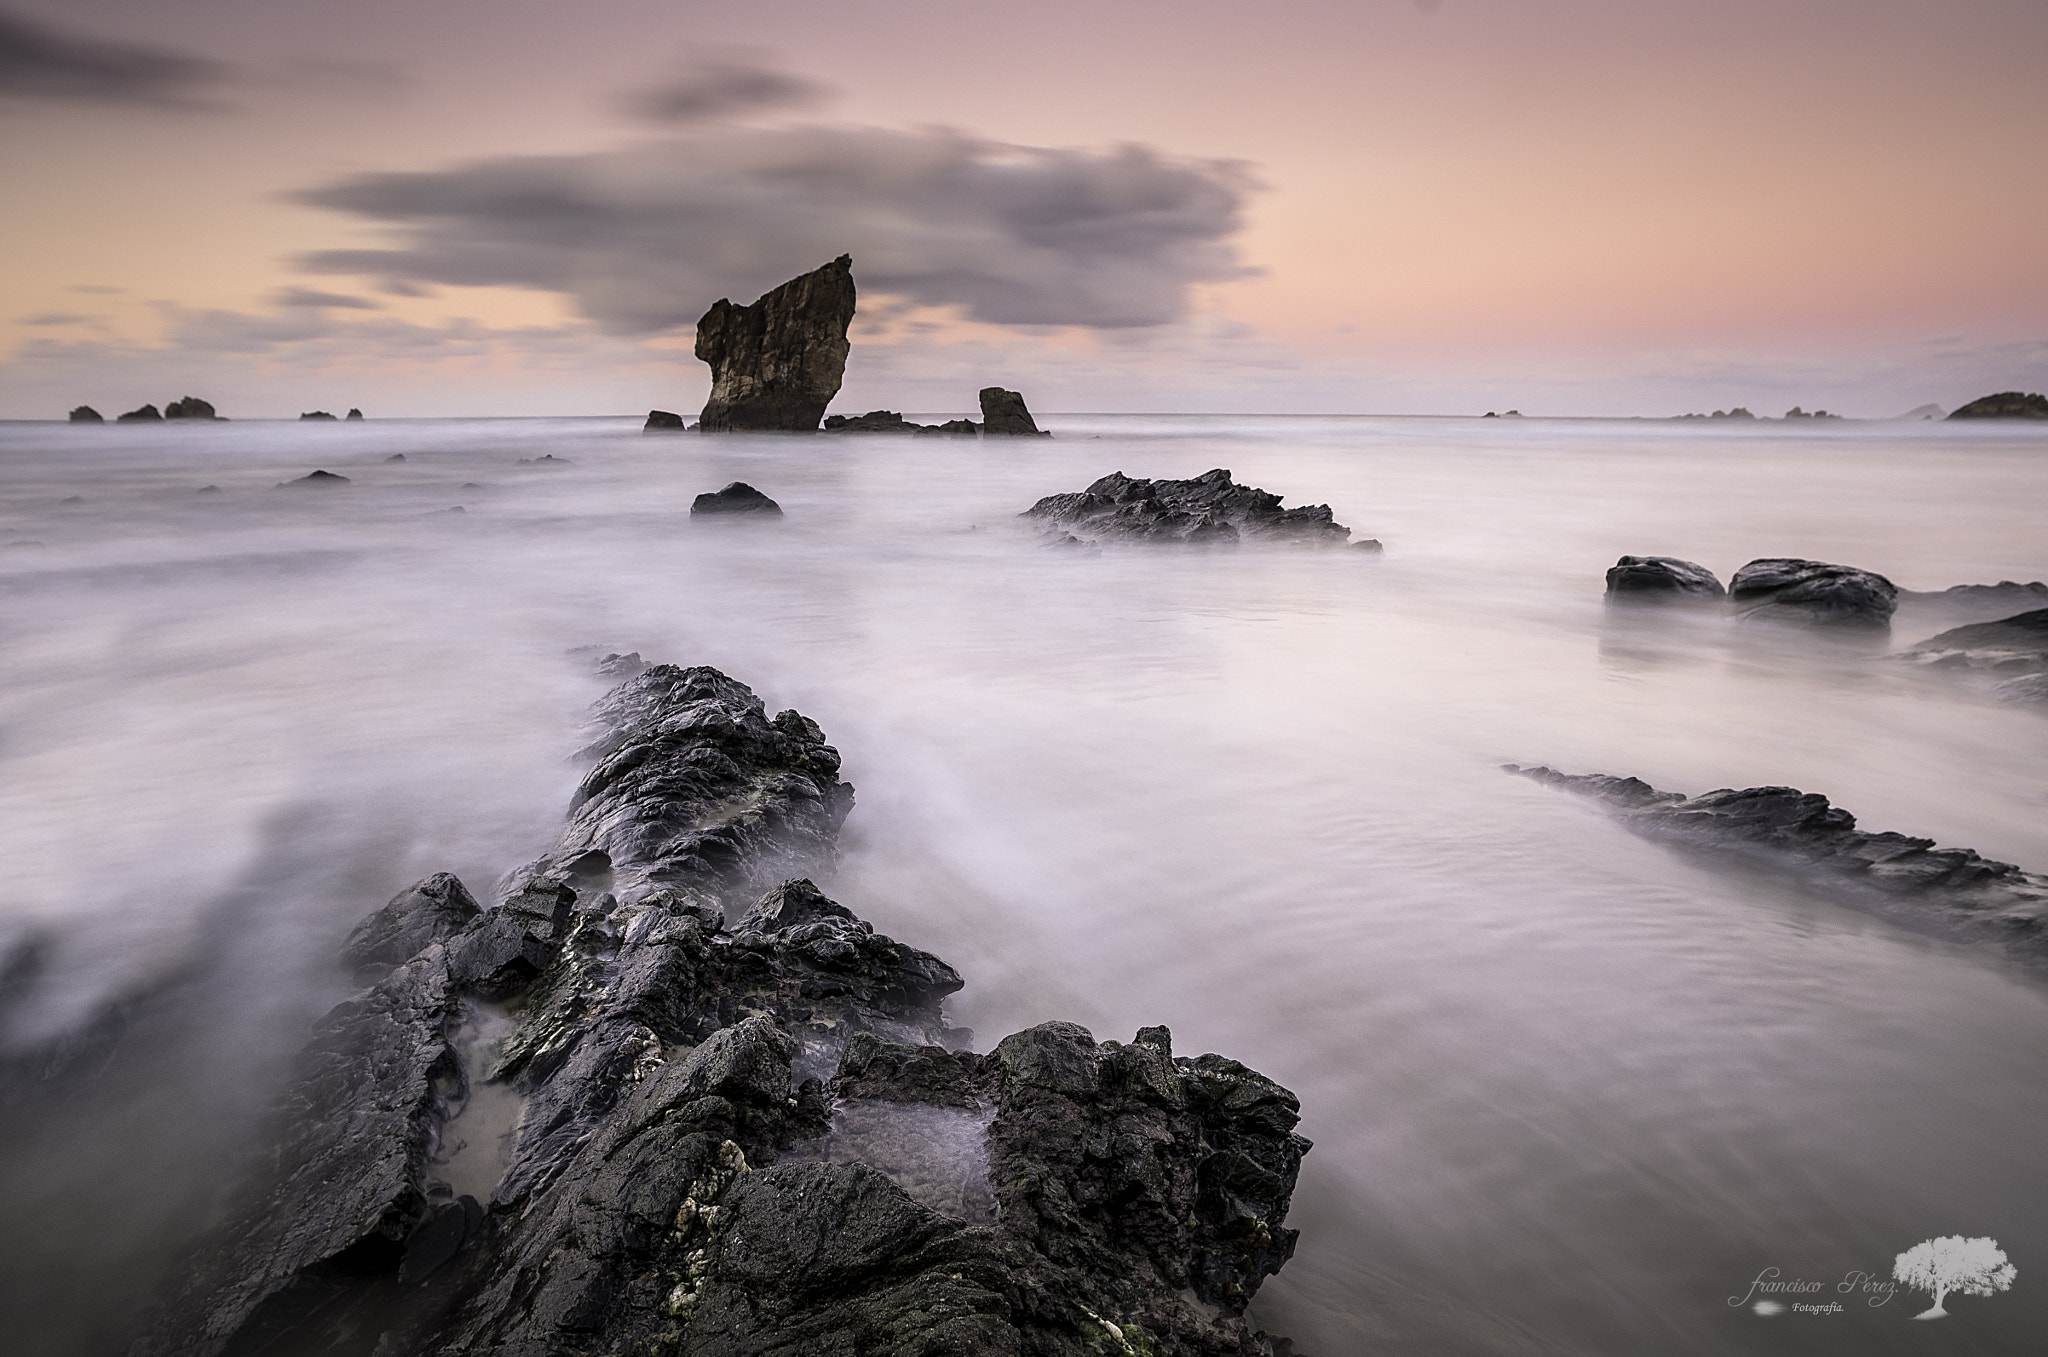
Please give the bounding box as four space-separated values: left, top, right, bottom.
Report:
2 412 2046 1356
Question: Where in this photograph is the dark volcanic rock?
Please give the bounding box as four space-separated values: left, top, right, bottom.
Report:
278 470 350 487
979 387 1047 437
1948 391 2048 420
1023 467 1358 546
695 256 856 432
117 404 163 423
137 664 1307 1357
1901 608 2048 707
1897 580 2048 626
68 405 103 423
1728 557 1897 627
645 409 688 431
346 408 364 420
1509 764 2048 965
164 397 220 420
1604 555 1725 601
300 411 338 421
690 482 783 517
823 411 981 436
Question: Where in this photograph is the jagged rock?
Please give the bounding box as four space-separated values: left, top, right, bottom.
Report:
300 411 338 421
136 664 1307 1357
691 482 783 517
930 418 980 437
645 410 688 432
695 256 855 432
822 411 981 437
117 404 163 423
67 405 103 423
164 397 221 420
1948 391 2048 420
277 470 350 488
1508 764 2048 965
1673 407 1755 421
1781 406 1839 420
979 387 1046 436
346 408 363 420
1604 555 1724 600
1728 558 1896 627
1023 467 1358 546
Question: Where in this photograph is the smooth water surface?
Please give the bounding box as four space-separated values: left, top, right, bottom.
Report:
3 413 2045 1355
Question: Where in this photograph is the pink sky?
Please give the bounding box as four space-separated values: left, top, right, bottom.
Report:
3 0 2044 417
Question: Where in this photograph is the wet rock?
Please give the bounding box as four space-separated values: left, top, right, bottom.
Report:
300 411 338 421
67 405 103 423
1900 608 2048 707
164 397 221 420
1508 764 2048 965
1023 467 1356 546
137 663 1308 1357
117 404 163 423
1728 557 1896 627
691 482 783 517
979 387 1048 436
1604 555 1725 601
644 409 688 431
345 408 363 420
695 255 856 432
277 469 350 488
1948 391 2048 420
1896 580 2048 626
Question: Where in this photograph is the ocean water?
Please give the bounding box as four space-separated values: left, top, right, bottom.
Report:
2 412 2045 1355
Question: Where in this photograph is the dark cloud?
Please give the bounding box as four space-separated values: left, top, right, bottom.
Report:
21 311 94 325
621 54 828 125
291 126 1257 332
0 7 231 108
270 287 380 310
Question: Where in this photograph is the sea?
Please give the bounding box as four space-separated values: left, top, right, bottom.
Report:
2 412 2045 1356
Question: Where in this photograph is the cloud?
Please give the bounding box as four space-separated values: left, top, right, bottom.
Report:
289 125 1258 332
620 53 828 125
0 7 231 109
270 287 380 310
21 312 94 326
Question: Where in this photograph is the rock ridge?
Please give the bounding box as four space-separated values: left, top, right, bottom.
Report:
1023 468 1366 548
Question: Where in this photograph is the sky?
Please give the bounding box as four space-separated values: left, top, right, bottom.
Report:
2 0 2044 418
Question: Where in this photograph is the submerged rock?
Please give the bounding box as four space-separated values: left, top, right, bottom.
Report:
1604 555 1725 601
164 397 221 421
691 482 783 517
1728 558 1897 627
1947 391 2048 420
1023 467 1359 546
695 255 856 432
645 409 688 431
979 387 1047 437
67 405 103 423
135 664 1308 1356
278 469 350 487
117 404 163 423
1508 765 2048 966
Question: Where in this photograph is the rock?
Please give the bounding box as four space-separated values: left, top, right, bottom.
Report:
822 410 918 433
346 408 363 420
1728 558 1896 627
1604 555 1725 601
277 470 350 488
1895 403 1945 420
67 405 103 423
695 255 856 432
691 482 783 517
116 404 163 423
517 455 571 465
385 453 407 463
1947 391 2048 420
164 396 221 420
1022 467 1355 546
135 663 1308 1357
1896 580 2048 626
1673 407 1755 421
300 411 338 421
1508 764 2048 966
979 387 1047 436
1781 406 1839 420
929 418 980 437
1900 608 2048 707
645 409 688 431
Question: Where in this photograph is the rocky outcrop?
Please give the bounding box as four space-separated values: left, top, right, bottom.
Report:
696 256 856 432
68 405 103 423
1780 407 1839 420
1508 765 2048 967
346 408 364 420
821 411 979 436
645 410 689 432
164 397 221 421
117 404 163 423
979 387 1047 437
1900 608 2048 707
135 664 1308 1356
1604 555 1724 601
1947 391 2048 420
300 411 338 421
278 470 350 488
1896 580 2048 626
1023 468 1364 547
690 483 783 517
1728 558 1896 627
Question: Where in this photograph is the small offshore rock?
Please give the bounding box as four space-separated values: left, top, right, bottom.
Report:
117 404 163 423
979 386 1047 436
1729 557 1896 627
345 408 363 420
1948 391 2048 420
1605 555 1725 601
300 411 338 421
164 396 221 420
278 469 350 487
516 454 570 465
691 481 782 517
696 255 855 432
384 453 406 463
644 409 688 431
1023 467 1354 545
67 405 103 423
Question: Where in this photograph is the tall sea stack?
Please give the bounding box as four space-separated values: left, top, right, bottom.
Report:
695 255 856 432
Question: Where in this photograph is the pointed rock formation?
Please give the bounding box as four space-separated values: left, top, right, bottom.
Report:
980 386 1047 436
67 405 103 423
117 404 163 423
691 481 783 516
695 256 856 432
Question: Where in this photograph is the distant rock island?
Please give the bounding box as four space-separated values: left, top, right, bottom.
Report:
1948 391 2048 420
68 405 102 423
695 255 857 432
